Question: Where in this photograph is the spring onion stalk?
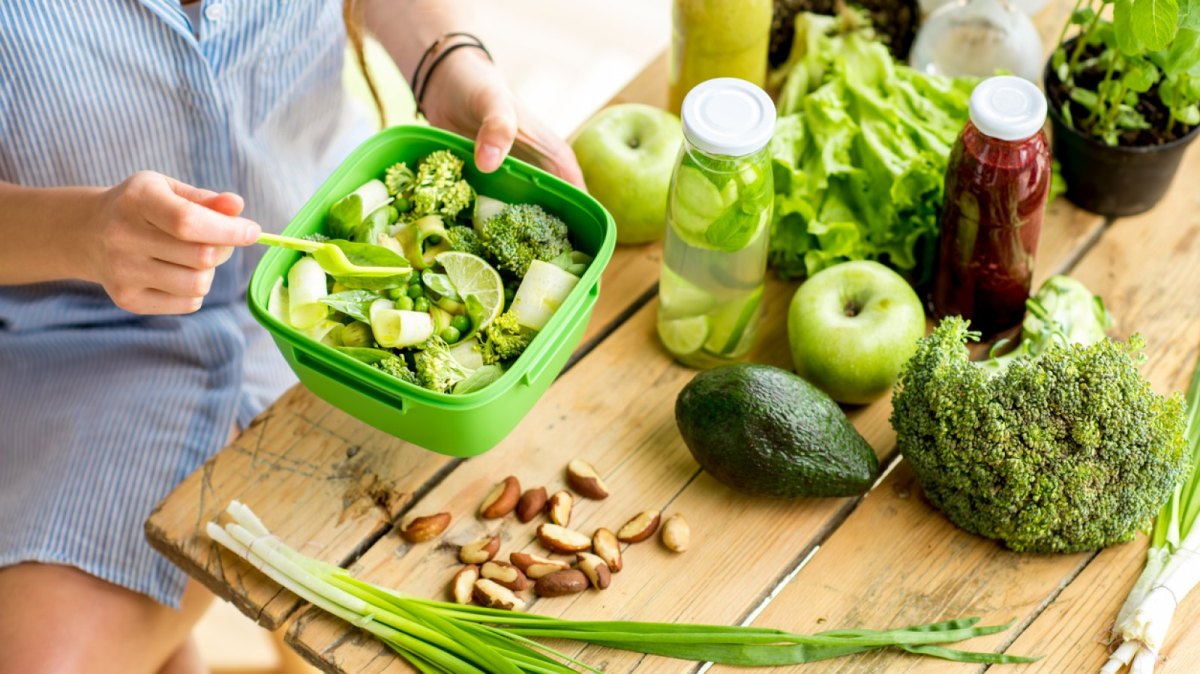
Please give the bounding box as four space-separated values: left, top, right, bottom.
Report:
1103 352 1200 674
207 501 1039 672
287 256 329 330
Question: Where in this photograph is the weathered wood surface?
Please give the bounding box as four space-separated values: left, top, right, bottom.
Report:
144 5 1200 674
144 49 671 631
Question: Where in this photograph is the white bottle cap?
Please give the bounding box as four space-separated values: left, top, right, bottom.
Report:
681 78 777 157
969 76 1048 142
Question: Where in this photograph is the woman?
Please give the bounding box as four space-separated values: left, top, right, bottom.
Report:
0 1 583 672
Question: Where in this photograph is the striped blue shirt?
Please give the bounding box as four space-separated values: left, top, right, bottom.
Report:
0 0 373 607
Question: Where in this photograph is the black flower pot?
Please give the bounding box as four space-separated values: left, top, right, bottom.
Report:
1044 58 1200 218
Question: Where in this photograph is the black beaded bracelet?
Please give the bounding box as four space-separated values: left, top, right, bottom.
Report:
412 32 493 115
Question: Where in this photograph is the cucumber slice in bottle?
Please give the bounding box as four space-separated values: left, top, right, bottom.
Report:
658 315 710 357
703 285 763 356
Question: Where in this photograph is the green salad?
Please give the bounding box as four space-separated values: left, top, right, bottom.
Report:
268 150 591 395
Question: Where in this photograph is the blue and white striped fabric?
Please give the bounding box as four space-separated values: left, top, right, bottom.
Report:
0 0 373 607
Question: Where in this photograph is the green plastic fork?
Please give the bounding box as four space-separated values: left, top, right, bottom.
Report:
257 232 411 278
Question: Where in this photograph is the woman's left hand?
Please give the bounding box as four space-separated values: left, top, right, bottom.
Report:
418 50 585 188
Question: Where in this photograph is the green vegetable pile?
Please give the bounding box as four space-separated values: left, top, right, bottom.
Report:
768 11 976 283
270 150 592 395
891 277 1189 552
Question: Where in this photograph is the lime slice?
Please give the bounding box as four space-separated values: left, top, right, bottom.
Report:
703 286 764 356
658 315 710 357
435 251 504 330
659 265 716 320
670 167 726 250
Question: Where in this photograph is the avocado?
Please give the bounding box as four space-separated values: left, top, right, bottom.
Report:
675 364 879 497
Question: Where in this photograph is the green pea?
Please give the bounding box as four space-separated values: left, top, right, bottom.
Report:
385 206 400 223
406 284 424 299
394 197 412 213
450 315 471 333
395 296 415 311
413 297 430 312
386 287 408 301
440 327 462 343
427 234 443 246
504 286 516 302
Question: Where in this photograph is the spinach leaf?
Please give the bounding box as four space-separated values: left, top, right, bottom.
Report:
320 290 380 323
453 364 505 394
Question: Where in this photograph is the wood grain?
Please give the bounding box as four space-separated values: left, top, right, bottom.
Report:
146 65 669 636
713 146 1200 674
283 195 1103 672
1000 144 1200 673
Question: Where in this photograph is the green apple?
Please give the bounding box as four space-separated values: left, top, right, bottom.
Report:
572 103 682 244
787 261 926 405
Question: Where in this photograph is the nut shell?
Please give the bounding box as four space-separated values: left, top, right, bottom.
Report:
534 569 589 597
661 514 690 552
592 527 623 573
566 459 609 500
516 487 548 523
576 552 611 590
537 523 592 553
400 512 451 543
450 565 479 604
479 476 521 519
547 490 574 527
617 510 661 543
459 535 501 564
473 578 525 611
480 560 530 592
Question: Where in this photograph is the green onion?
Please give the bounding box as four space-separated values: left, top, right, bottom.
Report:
1105 351 1200 674
207 501 1038 672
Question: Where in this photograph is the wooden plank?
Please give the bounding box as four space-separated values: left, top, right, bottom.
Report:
1001 145 1200 673
145 51 671 630
145 385 450 629
284 197 1103 672
715 146 1200 674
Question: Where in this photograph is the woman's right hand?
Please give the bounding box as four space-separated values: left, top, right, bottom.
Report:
86 171 261 315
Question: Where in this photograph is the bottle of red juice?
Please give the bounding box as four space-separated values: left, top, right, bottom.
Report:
932 76 1051 338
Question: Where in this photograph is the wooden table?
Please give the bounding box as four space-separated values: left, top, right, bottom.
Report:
146 7 1200 673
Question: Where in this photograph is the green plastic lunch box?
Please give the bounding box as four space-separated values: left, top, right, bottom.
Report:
247 125 616 457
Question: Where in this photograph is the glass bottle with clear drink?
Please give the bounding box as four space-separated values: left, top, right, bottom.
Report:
657 78 776 369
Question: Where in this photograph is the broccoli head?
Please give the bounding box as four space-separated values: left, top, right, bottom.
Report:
891 317 1188 553
413 150 474 220
445 226 486 258
384 161 415 197
375 353 419 386
478 311 533 365
480 204 571 277
414 337 471 393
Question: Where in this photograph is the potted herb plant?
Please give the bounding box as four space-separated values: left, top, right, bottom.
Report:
1045 0 1200 216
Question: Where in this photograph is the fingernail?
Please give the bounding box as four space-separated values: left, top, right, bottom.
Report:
478 144 501 170
245 223 261 244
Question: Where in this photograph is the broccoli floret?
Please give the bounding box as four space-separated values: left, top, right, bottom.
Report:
375 353 419 386
445 226 486 258
478 311 533 365
480 204 571 277
413 337 471 393
891 317 1188 553
384 162 415 197
412 150 474 220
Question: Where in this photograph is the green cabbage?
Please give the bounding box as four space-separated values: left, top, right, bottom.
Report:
769 13 976 284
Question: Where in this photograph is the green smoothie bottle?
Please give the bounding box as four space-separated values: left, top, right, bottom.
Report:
669 0 772 115
657 78 776 369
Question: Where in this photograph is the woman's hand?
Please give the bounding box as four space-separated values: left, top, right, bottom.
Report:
83 172 261 315
419 50 586 188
